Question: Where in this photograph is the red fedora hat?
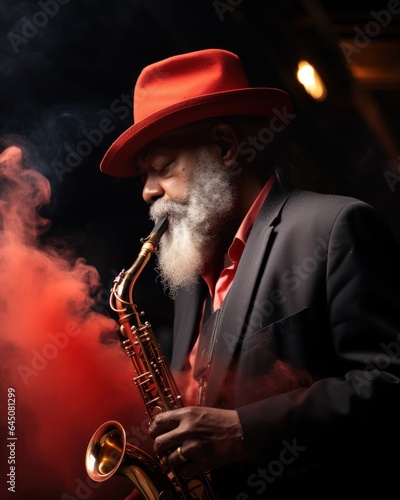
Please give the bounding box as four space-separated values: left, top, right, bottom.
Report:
100 48 292 177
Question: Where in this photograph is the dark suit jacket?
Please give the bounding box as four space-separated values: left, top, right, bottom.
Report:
171 183 400 496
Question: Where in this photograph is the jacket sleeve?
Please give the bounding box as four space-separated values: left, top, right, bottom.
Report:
236 201 400 468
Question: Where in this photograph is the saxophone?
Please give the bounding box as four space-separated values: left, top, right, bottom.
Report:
85 216 217 499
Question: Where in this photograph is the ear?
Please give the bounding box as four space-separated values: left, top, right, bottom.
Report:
209 123 240 170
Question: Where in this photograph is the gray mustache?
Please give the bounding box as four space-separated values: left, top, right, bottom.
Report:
149 200 188 221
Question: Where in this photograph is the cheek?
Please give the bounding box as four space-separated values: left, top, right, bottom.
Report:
164 151 198 202
164 175 191 203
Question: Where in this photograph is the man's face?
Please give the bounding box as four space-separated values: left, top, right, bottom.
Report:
137 127 237 296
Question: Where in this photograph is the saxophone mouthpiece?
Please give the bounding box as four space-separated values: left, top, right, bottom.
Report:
152 215 169 239
140 216 169 246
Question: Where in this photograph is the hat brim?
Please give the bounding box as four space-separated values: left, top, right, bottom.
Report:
100 87 292 177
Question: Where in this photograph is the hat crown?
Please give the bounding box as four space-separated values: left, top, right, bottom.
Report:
134 49 250 122
101 48 292 177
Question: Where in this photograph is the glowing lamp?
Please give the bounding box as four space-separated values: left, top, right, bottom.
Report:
297 60 327 101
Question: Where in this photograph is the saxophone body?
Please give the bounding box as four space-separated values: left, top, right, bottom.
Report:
85 216 216 499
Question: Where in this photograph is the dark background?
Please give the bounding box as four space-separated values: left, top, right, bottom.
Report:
1 0 400 343
0 2 399 498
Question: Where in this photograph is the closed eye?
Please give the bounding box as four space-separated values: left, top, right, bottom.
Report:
155 161 174 176
140 161 174 185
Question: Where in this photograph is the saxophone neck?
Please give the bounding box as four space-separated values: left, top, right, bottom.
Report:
125 214 169 290
111 216 169 325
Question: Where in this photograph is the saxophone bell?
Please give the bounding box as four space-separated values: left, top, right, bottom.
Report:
85 420 126 483
86 420 176 499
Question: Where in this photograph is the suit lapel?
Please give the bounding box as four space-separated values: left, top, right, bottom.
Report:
205 183 291 405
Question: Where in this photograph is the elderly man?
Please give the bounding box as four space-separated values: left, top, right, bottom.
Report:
99 49 400 498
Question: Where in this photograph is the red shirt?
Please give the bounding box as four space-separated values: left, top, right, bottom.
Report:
202 175 276 310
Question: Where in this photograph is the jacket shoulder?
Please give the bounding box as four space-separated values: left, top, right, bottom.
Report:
286 189 370 211
281 189 383 225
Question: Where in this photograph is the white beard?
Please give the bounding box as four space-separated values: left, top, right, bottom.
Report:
149 147 236 297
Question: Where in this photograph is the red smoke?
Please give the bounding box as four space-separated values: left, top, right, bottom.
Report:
0 146 149 499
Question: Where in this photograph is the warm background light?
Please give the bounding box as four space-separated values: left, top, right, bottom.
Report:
297 60 327 101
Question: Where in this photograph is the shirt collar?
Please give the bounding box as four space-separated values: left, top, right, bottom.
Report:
201 175 276 292
228 175 276 264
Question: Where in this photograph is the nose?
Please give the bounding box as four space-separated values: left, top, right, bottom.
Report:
142 175 165 204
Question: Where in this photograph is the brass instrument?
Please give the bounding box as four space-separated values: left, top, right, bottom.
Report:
85 216 216 499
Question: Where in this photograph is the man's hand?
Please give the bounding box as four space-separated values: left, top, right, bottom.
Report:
148 406 247 477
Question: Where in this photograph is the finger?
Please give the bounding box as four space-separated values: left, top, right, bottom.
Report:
176 446 189 465
148 410 182 438
153 430 181 457
168 445 190 469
